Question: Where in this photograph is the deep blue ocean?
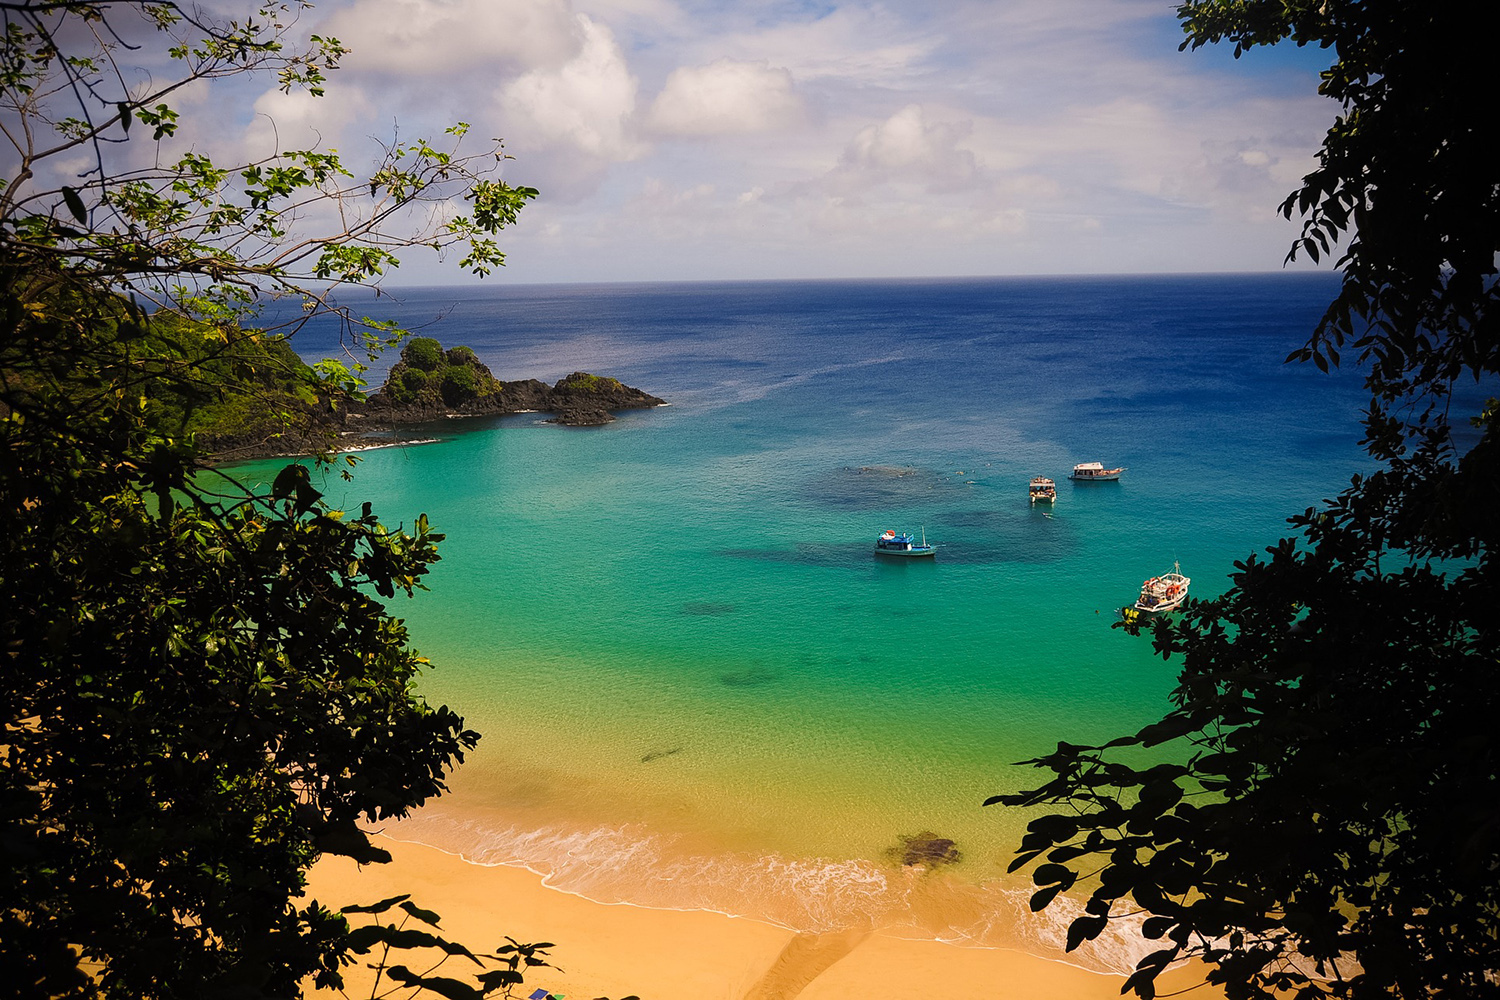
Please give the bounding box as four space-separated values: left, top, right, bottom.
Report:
242 273 1374 967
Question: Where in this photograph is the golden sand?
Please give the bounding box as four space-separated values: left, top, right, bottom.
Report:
307 836 1220 1000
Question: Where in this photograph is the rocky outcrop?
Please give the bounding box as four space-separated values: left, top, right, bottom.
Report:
542 371 664 426
361 338 664 428
202 337 665 462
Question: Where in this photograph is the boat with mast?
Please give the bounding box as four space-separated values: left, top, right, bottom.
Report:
875 528 936 558
1134 561 1190 612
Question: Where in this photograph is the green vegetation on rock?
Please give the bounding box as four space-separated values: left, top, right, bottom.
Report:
405 336 446 372
382 338 502 408
556 371 624 394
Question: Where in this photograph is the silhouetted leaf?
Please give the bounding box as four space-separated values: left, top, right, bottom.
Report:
399 900 443 926
61 186 86 223
384 966 484 1000
341 894 411 915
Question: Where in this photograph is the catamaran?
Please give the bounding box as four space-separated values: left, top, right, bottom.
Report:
1029 476 1057 503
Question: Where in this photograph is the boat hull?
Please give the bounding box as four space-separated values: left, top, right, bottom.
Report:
1133 593 1186 612
875 545 936 557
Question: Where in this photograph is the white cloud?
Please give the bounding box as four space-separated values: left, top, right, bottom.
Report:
829 104 982 196
647 59 804 136
243 87 374 158
254 0 1335 283
501 14 643 161
844 105 973 174
321 0 580 76
707 6 942 86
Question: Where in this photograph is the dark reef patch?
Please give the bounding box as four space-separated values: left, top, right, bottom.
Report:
804 464 958 511
719 666 780 688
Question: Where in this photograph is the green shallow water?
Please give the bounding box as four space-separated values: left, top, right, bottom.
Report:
235 274 1373 968
233 409 1253 968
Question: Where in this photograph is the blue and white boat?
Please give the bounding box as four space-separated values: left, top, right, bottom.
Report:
875 528 935 557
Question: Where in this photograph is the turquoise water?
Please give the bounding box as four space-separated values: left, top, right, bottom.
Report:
242 274 1369 966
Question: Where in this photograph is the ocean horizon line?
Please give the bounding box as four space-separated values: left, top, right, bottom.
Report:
286 268 1340 297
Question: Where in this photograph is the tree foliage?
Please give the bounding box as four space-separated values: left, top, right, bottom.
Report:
0 3 567 998
994 3 1499 998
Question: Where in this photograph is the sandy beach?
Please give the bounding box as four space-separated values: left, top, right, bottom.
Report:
307 836 1220 1000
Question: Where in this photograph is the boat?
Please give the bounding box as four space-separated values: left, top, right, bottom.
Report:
1028 476 1057 503
1069 462 1125 481
875 528 935 557
1134 562 1190 612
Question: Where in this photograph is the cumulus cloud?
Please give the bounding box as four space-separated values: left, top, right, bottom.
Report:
242 87 374 158
501 14 643 161
836 105 981 193
646 59 804 137
256 0 1333 281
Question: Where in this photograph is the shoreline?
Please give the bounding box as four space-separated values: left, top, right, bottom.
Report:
307 835 1220 1000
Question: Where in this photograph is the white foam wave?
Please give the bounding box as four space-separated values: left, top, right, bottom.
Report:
336 436 443 453
390 812 1164 976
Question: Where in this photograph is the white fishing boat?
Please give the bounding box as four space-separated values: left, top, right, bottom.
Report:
875 528 935 558
1134 562 1190 612
1069 461 1125 481
1029 476 1057 503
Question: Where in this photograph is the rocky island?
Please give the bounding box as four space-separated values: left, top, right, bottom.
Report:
197 334 665 462
361 336 664 428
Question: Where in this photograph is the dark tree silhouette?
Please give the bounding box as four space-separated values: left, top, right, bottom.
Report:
993 3 1500 998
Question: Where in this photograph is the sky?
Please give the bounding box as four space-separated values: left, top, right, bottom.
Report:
139 0 1342 284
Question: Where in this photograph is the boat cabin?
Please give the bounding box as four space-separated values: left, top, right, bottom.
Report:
1028 476 1057 503
1069 461 1125 481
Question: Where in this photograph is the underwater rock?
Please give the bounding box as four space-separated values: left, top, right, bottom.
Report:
886 831 962 870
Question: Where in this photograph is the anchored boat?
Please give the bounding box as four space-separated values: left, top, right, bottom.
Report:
1069 461 1125 481
1028 476 1057 503
1134 561 1190 612
875 528 936 558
